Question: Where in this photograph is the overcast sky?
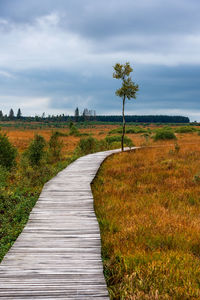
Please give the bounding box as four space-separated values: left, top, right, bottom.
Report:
0 0 200 120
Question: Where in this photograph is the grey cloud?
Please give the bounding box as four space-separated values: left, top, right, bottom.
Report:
1 0 200 38
0 0 200 120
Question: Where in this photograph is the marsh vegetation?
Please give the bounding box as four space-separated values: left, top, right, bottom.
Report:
92 133 200 299
1 121 200 299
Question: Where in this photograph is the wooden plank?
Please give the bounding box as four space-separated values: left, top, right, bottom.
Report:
0 147 137 299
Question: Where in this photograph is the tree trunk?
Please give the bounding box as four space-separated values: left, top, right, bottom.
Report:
121 95 126 151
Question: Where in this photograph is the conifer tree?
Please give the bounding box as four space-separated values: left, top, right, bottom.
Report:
17 108 22 119
9 108 14 119
74 107 79 122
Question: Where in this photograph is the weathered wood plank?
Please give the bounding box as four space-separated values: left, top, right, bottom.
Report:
0 147 137 299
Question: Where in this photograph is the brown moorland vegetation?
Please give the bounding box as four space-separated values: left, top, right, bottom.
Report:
92 133 200 299
0 122 141 261
3 124 146 153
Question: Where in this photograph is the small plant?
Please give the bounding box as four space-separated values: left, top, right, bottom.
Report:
68 121 74 129
142 133 150 142
76 137 99 155
69 124 80 136
26 134 46 166
108 126 147 135
0 133 17 170
153 128 176 141
169 142 180 155
0 165 9 187
193 172 200 183
53 131 68 137
49 132 63 162
174 142 180 153
175 126 196 133
106 135 133 148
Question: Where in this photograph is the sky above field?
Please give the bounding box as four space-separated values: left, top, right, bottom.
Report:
0 0 200 120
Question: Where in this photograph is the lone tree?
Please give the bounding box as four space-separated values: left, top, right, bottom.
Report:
113 62 139 151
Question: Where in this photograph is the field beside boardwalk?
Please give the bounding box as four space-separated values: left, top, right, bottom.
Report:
2 121 200 299
0 121 140 261
92 134 200 299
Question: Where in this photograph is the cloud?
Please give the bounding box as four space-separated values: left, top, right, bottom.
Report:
0 70 15 78
0 95 63 116
0 13 93 71
0 0 200 119
0 6 200 73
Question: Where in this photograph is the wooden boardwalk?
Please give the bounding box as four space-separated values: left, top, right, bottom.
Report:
0 148 136 299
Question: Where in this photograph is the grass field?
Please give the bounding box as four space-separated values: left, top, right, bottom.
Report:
92 132 200 299
0 122 137 261
1 122 200 299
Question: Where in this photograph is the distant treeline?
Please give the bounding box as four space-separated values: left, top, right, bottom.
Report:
0 108 190 123
0 114 190 124
92 115 190 123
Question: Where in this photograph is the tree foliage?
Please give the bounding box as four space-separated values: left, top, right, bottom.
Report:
74 107 79 122
17 108 22 119
0 133 17 169
113 62 139 150
26 134 46 166
9 109 14 119
49 132 63 162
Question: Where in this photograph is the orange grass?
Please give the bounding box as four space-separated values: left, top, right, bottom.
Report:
92 136 200 299
2 124 146 153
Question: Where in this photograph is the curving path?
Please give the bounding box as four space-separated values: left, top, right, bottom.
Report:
0 148 137 299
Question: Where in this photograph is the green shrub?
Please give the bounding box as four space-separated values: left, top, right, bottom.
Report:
75 135 134 157
126 127 147 134
141 132 150 140
0 133 17 170
153 128 176 141
193 172 200 183
26 134 46 166
175 126 196 133
53 131 68 137
106 135 133 148
97 139 107 151
0 166 9 188
109 126 147 135
107 141 121 149
77 137 99 155
49 132 63 162
69 124 80 136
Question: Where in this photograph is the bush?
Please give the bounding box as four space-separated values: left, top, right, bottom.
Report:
75 135 134 156
108 126 147 135
26 134 46 166
0 166 9 187
106 135 133 148
153 128 176 141
193 172 200 183
76 137 99 155
53 131 68 137
0 133 17 170
69 124 80 136
49 132 63 162
175 126 196 133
